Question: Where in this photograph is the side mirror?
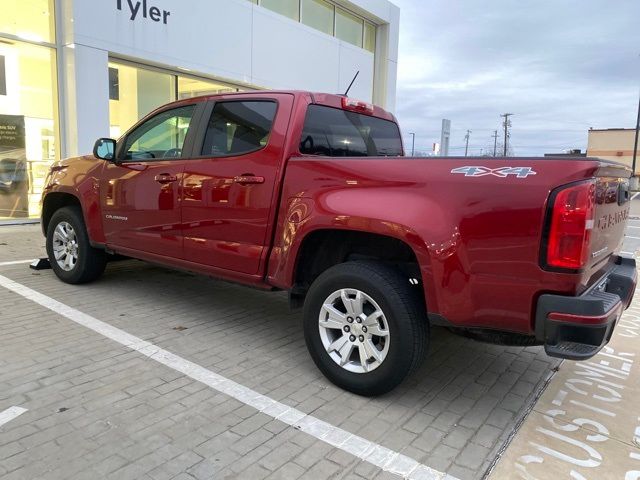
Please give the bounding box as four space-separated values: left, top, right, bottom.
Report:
93 138 116 161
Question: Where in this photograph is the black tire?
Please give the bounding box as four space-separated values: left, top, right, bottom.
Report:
303 261 428 396
46 206 106 284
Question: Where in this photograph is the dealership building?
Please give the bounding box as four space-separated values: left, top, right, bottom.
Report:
0 0 400 220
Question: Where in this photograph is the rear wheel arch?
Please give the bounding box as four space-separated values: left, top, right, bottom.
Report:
291 229 427 308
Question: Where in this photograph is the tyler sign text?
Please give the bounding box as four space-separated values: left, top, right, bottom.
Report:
116 0 170 24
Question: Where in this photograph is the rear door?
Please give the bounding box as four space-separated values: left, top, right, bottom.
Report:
181 94 294 274
101 103 201 258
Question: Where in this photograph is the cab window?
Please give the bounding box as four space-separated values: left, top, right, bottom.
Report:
123 105 195 160
201 101 277 157
299 105 403 157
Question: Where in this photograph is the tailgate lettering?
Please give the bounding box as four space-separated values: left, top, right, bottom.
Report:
592 247 608 259
597 209 629 231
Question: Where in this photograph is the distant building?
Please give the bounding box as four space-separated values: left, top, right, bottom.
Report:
440 119 451 156
544 149 586 158
587 128 639 172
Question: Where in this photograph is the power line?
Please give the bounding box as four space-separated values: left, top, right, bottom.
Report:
446 142 586 150
439 127 587 132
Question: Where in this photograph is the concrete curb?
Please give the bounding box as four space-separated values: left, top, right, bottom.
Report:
0 219 40 226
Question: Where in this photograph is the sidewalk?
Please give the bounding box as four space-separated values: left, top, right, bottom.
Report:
488 285 640 479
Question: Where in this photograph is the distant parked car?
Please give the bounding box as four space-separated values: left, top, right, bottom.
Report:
0 155 27 193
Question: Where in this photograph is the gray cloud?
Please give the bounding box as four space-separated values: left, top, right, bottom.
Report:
392 0 640 156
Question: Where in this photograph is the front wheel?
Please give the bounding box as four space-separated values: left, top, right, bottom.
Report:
46 206 107 284
303 262 428 396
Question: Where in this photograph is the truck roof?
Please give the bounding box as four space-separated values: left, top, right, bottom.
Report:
165 90 397 123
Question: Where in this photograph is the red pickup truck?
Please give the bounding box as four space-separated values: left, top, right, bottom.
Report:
41 91 636 395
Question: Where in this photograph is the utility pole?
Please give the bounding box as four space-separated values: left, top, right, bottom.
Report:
464 130 471 157
500 113 513 156
633 89 640 176
409 132 415 156
629 54 639 190
492 130 498 156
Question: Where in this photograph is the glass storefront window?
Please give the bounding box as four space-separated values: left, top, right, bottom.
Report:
0 0 55 44
301 0 334 36
335 7 363 48
0 40 58 219
108 62 175 139
109 62 250 139
261 0 300 21
364 22 376 53
177 77 238 99
253 0 376 53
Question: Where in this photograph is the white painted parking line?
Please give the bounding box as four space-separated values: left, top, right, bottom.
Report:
621 251 635 256
0 260 34 267
626 236 640 240
0 274 457 480
627 226 640 229
0 406 28 428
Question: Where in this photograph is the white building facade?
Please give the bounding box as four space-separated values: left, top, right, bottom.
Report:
0 0 400 219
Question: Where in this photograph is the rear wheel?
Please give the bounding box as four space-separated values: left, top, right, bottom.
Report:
303 261 428 396
46 206 106 284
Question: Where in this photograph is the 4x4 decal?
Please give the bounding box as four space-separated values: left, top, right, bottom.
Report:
451 166 537 178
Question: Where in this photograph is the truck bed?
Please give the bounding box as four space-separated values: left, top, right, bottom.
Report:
272 156 631 334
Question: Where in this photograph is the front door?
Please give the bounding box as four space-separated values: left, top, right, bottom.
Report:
181 94 293 274
100 104 197 259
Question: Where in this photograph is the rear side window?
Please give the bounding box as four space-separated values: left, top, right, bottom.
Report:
299 105 403 157
201 101 277 157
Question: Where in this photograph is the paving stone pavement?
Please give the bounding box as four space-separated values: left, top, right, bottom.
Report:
0 224 561 479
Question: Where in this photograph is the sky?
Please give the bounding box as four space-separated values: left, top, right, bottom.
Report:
391 0 640 157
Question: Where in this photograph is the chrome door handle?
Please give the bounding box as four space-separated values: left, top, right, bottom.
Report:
233 175 265 185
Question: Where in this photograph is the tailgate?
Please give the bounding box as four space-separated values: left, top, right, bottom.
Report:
588 171 631 271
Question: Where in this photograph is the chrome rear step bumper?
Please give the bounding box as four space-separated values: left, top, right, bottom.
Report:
535 256 637 360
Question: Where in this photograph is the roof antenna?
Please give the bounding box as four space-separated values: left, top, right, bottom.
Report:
343 71 359 96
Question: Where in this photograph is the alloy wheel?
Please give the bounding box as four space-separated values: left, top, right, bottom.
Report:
318 288 390 373
52 221 79 271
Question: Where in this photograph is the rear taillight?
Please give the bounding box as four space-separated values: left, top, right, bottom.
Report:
545 180 596 270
